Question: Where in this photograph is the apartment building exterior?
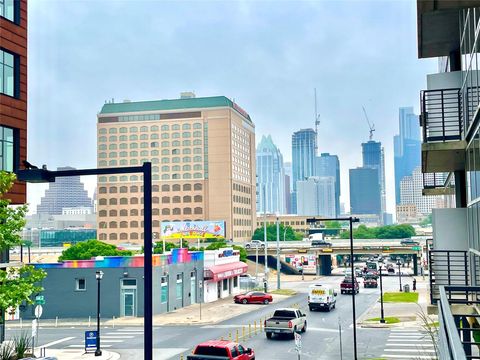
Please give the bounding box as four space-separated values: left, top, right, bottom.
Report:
0 0 27 204
96 95 256 244
417 1 480 357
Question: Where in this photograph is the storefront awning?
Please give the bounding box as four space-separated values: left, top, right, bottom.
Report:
204 262 248 282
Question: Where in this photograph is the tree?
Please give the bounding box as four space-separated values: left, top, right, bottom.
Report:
0 172 46 341
420 213 432 227
58 239 133 261
340 224 416 239
252 224 302 241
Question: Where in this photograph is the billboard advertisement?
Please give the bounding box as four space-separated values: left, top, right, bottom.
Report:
285 253 317 274
161 221 226 239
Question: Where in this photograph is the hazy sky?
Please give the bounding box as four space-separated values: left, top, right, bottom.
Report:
26 0 436 216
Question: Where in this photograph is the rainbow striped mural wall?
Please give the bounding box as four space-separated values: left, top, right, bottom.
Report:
35 248 203 269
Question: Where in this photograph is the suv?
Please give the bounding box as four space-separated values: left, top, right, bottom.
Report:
244 240 265 249
400 238 420 246
311 239 332 247
187 340 254 360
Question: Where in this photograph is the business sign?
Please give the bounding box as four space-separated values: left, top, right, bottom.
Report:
218 249 240 258
285 253 316 274
85 331 97 352
161 221 226 239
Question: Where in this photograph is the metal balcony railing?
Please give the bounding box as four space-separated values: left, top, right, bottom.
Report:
438 286 468 360
429 250 469 305
421 88 462 142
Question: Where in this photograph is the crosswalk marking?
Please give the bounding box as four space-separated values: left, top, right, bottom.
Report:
380 327 437 360
67 344 112 348
40 337 75 348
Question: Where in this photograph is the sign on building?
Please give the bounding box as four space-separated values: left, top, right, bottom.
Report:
161 221 226 239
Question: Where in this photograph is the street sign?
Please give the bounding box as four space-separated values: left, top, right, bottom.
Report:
35 295 45 305
294 332 302 349
31 319 37 337
411 246 421 251
85 330 98 352
34 305 43 319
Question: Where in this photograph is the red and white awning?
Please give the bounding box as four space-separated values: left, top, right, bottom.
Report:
204 262 248 282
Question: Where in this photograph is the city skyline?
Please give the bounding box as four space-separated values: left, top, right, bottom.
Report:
26 1 437 218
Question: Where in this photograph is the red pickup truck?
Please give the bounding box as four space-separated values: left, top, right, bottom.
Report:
340 277 359 294
187 340 255 360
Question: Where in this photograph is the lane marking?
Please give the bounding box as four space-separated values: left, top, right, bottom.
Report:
40 337 76 348
384 349 436 353
386 343 434 347
102 335 134 338
308 327 342 333
381 355 436 359
100 340 124 343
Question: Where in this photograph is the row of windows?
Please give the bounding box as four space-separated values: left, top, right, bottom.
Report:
234 207 252 216
99 123 203 133
233 183 251 194
99 228 199 241
233 230 252 238
99 207 204 218
99 152 203 162
98 144 202 155
234 219 252 227
97 171 204 181
233 195 251 205
98 132 202 142
98 157 203 167
98 183 203 193
98 195 203 205
0 49 17 97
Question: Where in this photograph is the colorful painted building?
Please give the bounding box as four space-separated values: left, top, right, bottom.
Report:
22 248 203 319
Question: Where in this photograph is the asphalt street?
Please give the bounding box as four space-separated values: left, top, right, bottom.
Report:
6 275 412 360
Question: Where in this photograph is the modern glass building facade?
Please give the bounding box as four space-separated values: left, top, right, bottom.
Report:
315 153 340 216
361 140 386 216
291 129 316 214
349 167 381 215
256 135 285 214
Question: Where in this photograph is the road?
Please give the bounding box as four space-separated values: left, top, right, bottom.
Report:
6 275 411 359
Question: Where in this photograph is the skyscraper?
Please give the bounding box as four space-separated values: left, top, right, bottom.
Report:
291 129 316 214
394 107 421 204
315 153 340 216
362 140 386 216
349 167 381 215
256 135 285 214
297 176 336 217
36 167 93 215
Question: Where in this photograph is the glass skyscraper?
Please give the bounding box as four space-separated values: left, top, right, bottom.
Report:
315 153 340 216
256 135 285 214
394 107 421 204
291 129 316 214
349 167 381 215
361 140 386 216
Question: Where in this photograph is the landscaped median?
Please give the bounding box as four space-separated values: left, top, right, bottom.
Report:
382 291 419 303
365 316 401 324
269 289 297 296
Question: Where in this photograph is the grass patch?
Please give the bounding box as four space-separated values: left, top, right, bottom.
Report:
270 289 297 295
365 316 400 324
382 292 419 303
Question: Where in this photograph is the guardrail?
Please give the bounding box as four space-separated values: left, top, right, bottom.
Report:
438 286 468 360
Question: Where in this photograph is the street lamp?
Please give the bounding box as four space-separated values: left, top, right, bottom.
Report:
379 266 385 324
397 259 402 292
276 217 280 290
95 270 104 357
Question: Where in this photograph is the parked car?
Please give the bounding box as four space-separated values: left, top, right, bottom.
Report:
364 277 378 288
244 240 265 249
308 284 336 311
187 340 255 360
264 308 307 339
234 291 272 305
400 238 420 246
340 277 359 294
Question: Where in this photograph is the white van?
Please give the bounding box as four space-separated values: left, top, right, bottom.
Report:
308 284 336 312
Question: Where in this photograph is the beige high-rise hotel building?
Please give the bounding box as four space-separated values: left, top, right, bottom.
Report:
96 94 256 244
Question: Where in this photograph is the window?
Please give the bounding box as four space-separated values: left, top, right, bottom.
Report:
0 126 15 171
0 49 17 97
193 131 202 138
182 140 191 146
193 156 202 162
183 156 191 162
140 134 148 140
172 140 180 146
193 139 202 145
109 135 117 142
172 165 180 171
151 125 159 132
183 173 192 179
193 123 202 129
150 133 159 139
161 141 169 147
130 127 138 132
182 148 191 155
161 125 169 131
176 273 183 300
161 277 168 303
223 279 228 291
182 132 191 138
119 127 128 133
119 135 128 141
130 134 138 141
76 278 86 291
140 126 148 132
172 124 180 130
182 123 191 130
194 183 202 191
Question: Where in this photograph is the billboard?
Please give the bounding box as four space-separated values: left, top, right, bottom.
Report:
285 253 317 274
161 221 226 239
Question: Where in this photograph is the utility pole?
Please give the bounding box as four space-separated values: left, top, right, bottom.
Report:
276 216 280 290
263 184 268 291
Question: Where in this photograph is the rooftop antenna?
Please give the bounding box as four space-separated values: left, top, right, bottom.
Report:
314 88 320 153
362 106 375 141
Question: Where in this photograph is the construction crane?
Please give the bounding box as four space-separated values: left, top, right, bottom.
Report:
362 106 375 141
314 88 320 152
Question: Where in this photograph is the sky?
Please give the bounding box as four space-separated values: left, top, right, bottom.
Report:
26 0 437 216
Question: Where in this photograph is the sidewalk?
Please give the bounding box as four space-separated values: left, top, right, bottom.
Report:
41 349 120 360
358 275 435 328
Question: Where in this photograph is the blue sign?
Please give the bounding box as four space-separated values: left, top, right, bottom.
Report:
85 331 97 352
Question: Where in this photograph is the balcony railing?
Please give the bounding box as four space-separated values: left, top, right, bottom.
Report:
421 88 462 142
438 286 468 360
429 250 469 304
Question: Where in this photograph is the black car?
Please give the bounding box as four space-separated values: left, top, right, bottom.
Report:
400 238 420 246
311 239 332 247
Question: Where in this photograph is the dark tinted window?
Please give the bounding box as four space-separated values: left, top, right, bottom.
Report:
273 310 296 318
194 346 228 356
